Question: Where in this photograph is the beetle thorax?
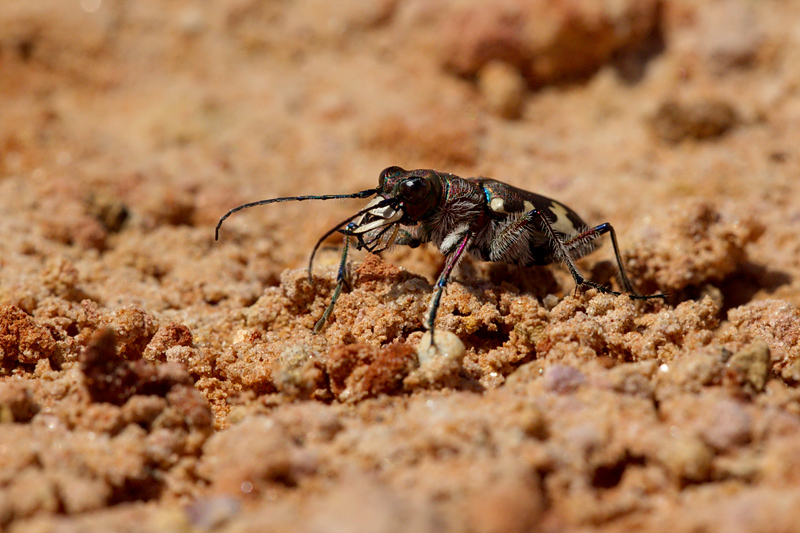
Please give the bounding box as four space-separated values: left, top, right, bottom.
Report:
418 177 485 253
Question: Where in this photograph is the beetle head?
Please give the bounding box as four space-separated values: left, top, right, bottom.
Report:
376 166 445 222
343 167 445 250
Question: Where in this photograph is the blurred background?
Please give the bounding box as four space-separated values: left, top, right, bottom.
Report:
4 0 798 312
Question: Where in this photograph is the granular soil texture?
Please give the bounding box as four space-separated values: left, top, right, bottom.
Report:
3 1 800 531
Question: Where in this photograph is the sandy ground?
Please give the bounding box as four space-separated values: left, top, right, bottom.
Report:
2 0 800 531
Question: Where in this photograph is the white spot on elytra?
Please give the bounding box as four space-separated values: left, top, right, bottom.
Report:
489 197 508 214
549 201 576 235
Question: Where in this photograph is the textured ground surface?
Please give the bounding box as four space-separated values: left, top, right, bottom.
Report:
3 0 800 531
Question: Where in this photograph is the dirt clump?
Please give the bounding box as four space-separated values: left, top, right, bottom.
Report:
3 0 800 530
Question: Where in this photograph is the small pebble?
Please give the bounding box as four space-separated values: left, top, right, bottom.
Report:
650 99 738 143
543 364 586 394
478 61 527 119
405 331 465 389
542 294 560 311
658 435 713 482
416 330 465 366
727 339 770 391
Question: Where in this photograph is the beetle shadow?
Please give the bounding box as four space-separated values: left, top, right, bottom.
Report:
712 261 792 312
613 258 792 312
457 260 563 300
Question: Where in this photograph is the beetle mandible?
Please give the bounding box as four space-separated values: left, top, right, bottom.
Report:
215 167 666 343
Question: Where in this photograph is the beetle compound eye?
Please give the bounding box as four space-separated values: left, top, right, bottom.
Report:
400 177 430 204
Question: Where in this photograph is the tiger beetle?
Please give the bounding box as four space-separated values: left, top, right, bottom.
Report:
215 167 666 344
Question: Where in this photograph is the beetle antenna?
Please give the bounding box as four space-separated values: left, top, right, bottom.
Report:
215 188 378 241
306 196 399 282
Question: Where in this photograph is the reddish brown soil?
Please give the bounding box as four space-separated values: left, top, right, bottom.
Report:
3 1 800 531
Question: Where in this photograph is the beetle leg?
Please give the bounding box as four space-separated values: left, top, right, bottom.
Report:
426 231 472 345
525 209 628 297
562 223 667 301
562 223 633 292
484 215 535 262
313 234 351 333
368 228 424 254
394 228 424 248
